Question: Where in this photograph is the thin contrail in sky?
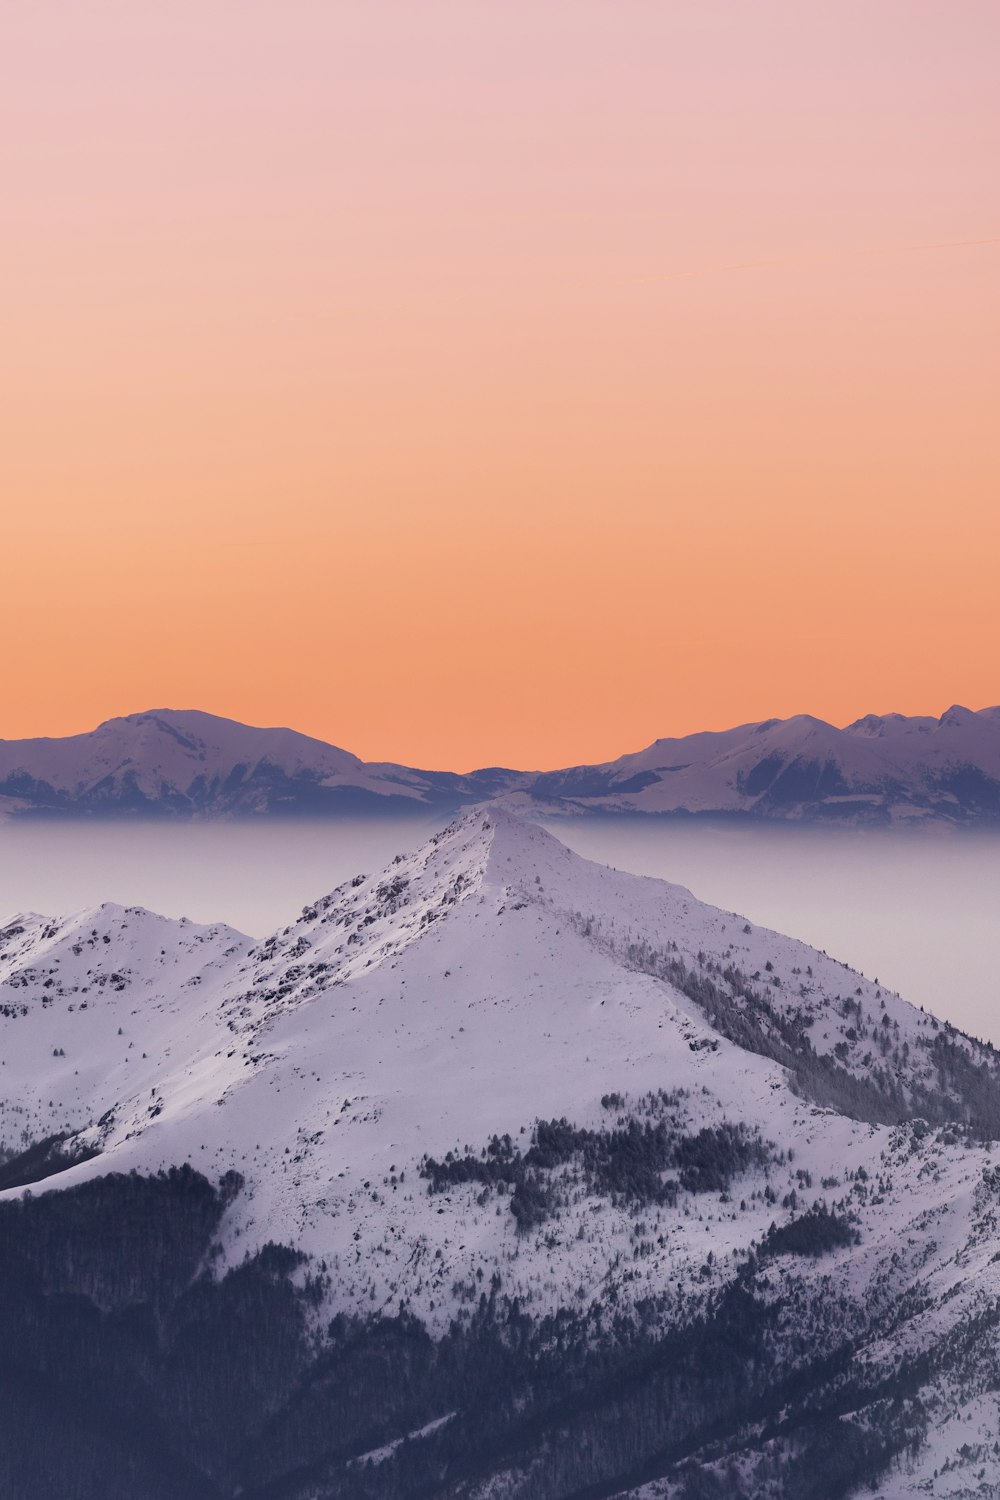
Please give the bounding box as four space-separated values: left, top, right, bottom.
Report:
648 236 1000 283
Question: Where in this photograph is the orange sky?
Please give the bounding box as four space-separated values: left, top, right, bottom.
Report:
2 2 998 770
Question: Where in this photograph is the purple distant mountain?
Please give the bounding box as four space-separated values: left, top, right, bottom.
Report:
1 704 999 825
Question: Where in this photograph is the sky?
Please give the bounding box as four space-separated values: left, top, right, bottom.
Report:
2 1 997 771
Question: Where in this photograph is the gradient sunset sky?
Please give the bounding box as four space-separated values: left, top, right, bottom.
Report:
3 2 997 769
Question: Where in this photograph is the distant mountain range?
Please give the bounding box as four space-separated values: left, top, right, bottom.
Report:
0 709 518 819
2 703 1000 825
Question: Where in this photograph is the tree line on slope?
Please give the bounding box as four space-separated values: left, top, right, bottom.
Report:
0 1163 932 1500
420 1114 774 1230
596 926 1000 1138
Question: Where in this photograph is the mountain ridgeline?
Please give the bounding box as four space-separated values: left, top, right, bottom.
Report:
3 703 1000 824
2 809 1000 1497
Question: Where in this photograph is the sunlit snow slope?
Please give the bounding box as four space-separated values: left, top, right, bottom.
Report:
3 809 1000 1496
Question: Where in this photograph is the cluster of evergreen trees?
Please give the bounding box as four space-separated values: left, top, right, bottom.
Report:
421 1115 772 1228
760 1203 859 1259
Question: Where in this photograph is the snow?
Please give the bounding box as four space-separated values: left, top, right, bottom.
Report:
516 704 1000 822
350 1412 456 1468
3 704 1000 824
3 807 1000 1494
0 708 438 809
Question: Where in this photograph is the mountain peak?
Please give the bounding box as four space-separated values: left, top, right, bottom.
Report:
97 707 364 764
239 805 580 1001
939 703 977 726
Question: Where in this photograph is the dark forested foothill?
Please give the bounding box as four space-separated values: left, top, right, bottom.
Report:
0 1131 102 1191
0 1162 950 1500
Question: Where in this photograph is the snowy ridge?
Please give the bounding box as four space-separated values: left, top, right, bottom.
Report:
4 703 1000 825
2 809 1000 1494
522 704 1000 824
0 903 253 1161
237 810 501 1015
0 708 513 819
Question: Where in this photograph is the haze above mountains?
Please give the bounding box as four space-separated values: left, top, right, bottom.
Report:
3 703 1000 826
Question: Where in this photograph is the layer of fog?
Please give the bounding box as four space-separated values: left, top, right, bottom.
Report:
0 818 441 941
1 815 997 1044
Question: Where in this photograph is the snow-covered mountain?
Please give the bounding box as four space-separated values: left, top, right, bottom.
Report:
3 703 1000 825
0 708 524 819
3 809 1000 1498
522 704 1000 824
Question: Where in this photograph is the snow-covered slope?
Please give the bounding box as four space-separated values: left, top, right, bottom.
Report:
0 707 524 818
0 902 253 1155
523 704 1000 824
3 809 1000 1495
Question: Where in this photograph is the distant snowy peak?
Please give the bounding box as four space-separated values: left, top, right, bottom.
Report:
2 704 1000 823
0 709 355 811
0 708 514 818
523 702 1000 823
